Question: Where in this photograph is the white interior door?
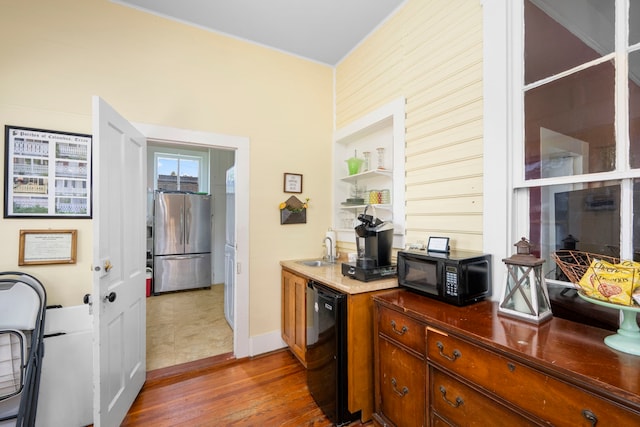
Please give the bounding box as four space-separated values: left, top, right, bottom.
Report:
92 96 147 426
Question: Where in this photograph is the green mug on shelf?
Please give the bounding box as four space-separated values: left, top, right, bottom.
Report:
346 157 364 175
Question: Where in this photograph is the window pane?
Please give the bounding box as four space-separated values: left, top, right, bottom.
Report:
526 181 621 281
157 157 178 191
525 0 614 85
524 62 615 180
634 180 640 259
630 50 640 168
630 0 640 46
178 158 200 192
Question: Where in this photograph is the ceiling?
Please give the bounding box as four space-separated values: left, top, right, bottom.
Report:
112 0 406 66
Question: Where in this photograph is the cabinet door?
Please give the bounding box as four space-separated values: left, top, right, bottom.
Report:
281 269 307 366
281 270 295 346
378 336 426 427
291 273 307 363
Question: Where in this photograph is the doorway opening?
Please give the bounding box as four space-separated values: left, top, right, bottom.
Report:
146 142 235 370
136 122 250 369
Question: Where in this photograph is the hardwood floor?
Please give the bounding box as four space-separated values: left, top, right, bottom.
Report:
122 349 371 426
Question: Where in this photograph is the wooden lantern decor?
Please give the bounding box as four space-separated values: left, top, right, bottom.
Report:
498 237 552 323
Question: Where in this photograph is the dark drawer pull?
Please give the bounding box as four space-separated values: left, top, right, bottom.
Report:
391 377 409 397
390 320 408 335
436 341 461 362
582 409 598 427
439 385 464 408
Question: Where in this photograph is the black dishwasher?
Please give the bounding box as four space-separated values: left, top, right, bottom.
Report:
306 281 359 426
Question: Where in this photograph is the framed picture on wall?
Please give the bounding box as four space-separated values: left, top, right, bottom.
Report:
283 173 302 193
18 229 78 266
4 125 92 218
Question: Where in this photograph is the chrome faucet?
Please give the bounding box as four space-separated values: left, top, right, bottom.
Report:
323 236 335 262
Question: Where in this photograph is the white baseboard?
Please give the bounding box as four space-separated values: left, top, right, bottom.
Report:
249 330 287 356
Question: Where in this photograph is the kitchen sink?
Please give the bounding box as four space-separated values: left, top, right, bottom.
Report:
297 259 334 267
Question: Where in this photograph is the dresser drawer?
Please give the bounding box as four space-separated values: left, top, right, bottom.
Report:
428 331 640 426
378 306 426 356
430 367 538 426
378 336 426 427
431 414 453 427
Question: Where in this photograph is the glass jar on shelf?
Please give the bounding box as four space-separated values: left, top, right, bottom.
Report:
369 189 382 204
376 147 386 170
350 182 366 203
362 151 371 172
380 189 390 204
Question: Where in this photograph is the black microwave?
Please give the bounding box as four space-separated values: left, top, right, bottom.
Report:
397 249 492 306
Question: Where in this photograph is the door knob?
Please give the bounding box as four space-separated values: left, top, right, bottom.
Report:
104 292 117 303
94 259 113 273
83 293 94 314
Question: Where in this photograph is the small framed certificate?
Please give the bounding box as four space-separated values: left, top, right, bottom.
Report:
283 173 303 193
19 229 77 265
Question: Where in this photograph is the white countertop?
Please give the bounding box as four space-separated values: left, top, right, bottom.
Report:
280 259 398 294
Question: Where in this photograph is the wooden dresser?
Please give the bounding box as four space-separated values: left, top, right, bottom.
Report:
372 289 640 427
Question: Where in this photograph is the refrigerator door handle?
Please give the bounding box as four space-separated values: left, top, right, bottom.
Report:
180 205 184 245
161 254 206 260
185 206 190 245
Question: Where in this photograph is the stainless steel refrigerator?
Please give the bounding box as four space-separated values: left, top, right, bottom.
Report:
153 191 212 294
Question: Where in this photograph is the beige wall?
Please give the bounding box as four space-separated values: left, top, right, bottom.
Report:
336 0 484 252
0 0 333 337
0 0 484 341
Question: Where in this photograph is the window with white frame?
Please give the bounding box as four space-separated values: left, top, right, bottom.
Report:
515 0 640 284
154 152 207 193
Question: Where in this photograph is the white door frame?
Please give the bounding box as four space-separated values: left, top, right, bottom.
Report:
136 123 250 358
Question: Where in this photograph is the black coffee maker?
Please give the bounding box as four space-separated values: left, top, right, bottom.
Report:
341 206 396 282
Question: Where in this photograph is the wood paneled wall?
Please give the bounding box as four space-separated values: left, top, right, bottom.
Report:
336 0 484 251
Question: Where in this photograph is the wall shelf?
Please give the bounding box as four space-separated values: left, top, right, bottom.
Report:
340 203 392 210
340 169 393 183
333 98 406 248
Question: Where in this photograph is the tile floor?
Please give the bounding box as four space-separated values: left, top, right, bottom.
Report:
146 284 233 371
